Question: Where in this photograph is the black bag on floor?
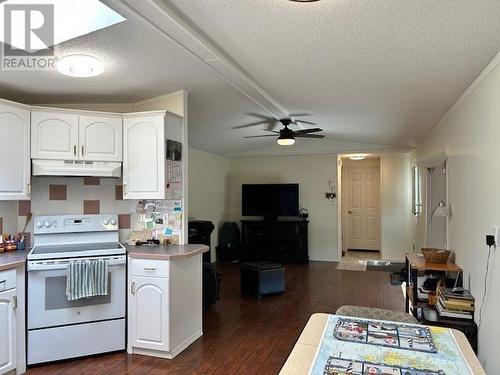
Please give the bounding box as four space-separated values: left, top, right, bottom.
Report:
203 263 220 309
216 222 240 261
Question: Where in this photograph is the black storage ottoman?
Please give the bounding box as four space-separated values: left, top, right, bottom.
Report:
241 261 285 299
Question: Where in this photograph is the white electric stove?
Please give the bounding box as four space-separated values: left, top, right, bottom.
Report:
27 214 126 365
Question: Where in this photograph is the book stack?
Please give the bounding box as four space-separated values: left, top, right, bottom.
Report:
436 287 475 320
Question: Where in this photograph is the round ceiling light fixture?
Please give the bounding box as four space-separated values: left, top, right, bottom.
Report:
348 154 368 161
56 54 104 78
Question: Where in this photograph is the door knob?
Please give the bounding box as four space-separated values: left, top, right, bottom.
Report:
348 210 353 214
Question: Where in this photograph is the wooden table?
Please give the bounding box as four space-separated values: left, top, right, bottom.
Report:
279 313 485 375
405 253 462 318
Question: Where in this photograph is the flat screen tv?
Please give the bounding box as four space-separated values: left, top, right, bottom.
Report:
242 184 299 218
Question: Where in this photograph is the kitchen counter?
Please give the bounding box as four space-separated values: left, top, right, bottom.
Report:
0 250 28 271
126 244 208 260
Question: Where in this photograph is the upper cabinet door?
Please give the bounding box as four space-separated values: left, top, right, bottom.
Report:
0 102 31 200
31 110 79 160
79 115 123 161
123 115 165 200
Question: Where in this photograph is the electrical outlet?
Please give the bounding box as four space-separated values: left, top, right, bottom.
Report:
494 226 499 247
486 234 496 247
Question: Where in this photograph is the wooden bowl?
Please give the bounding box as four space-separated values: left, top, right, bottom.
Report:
421 248 451 264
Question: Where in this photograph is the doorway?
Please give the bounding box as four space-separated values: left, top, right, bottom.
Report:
339 157 381 269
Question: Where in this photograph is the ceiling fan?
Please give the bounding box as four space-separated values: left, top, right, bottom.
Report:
233 114 325 146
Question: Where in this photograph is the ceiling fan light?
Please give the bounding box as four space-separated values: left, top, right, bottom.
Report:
277 137 295 146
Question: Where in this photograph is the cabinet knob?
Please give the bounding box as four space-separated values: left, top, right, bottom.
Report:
26 183 31 196
131 282 136 295
73 145 77 157
12 296 17 310
81 145 85 156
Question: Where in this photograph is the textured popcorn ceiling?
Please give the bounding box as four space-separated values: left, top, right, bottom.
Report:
2 0 500 156
169 0 500 148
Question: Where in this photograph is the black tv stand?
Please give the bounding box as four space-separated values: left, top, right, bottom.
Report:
263 216 278 222
241 220 308 263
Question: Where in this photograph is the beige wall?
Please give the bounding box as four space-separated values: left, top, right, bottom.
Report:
35 90 185 117
218 152 413 262
227 155 339 261
416 54 500 373
188 148 231 262
380 153 413 260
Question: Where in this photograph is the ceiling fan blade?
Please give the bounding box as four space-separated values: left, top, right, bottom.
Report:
289 113 312 117
295 119 317 125
244 135 278 138
295 128 323 134
232 120 270 129
294 134 325 139
263 129 279 133
245 112 275 121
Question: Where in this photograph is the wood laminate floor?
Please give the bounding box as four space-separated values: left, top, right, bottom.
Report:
27 261 404 375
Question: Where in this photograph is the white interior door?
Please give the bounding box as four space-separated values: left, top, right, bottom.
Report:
79 115 122 161
343 159 381 252
0 289 16 374
31 110 79 160
130 276 169 352
0 102 30 200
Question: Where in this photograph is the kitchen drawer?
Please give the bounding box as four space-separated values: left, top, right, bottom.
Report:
0 268 16 292
131 258 169 278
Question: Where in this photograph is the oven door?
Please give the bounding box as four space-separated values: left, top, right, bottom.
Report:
27 255 126 330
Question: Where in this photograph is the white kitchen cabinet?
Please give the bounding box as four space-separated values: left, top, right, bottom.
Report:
79 114 122 161
0 100 31 200
0 288 17 375
31 108 123 162
31 110 79 160
122 111 184 200
127 254 202 359
129 276 169 352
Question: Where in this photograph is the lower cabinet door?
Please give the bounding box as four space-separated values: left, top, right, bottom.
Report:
0 289 16 374
130 276 169 352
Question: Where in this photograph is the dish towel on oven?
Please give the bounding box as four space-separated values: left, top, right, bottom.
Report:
66 259 109 301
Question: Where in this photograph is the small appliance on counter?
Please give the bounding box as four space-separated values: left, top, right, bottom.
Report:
26 214 126 365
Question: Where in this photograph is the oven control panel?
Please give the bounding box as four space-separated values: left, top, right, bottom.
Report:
34 214 119 234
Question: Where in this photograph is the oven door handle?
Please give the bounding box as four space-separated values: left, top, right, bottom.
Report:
27 256 126 271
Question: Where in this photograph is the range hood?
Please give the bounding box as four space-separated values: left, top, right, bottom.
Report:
32 160 121 177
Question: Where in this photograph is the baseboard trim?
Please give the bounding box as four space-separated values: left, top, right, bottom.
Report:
129 330 203 360
308 257 338 262
170 330 203 358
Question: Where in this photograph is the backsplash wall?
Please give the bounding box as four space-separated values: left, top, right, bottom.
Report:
0 176 137 245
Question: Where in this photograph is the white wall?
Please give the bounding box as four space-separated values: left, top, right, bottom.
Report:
416 53 500 373
227 155 339 261
188 148 231 262
380 153 413 260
